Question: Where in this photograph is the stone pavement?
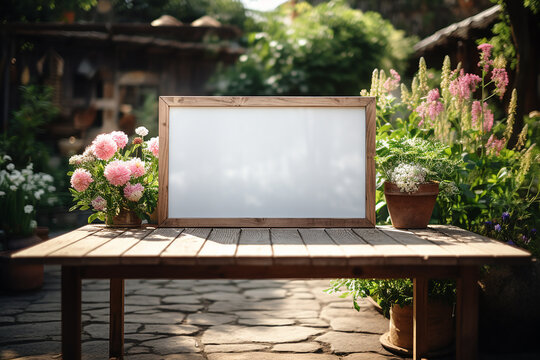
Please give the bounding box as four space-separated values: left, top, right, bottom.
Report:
0 265 402 360
1 266 538 360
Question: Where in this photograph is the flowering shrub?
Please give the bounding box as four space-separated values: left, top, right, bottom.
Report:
0 155 56 238
366 44 539 257
68 127 158 224
376 137 460 195
389 163 427 193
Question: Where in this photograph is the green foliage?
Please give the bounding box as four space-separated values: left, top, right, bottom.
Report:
326 278 455 317
376 137 459 184
212 0 415 95
114 0 246 27
0 0 96 22
370 52 539 257
0 86 59 172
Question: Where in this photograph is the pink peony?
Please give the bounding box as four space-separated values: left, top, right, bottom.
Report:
127 158 146 178
124 183 144 202
70 168 93 192
91 196 107 211
92 134 117 160
147 137 159 158
104 160 131 186
491 68 509 99
111 131 129 149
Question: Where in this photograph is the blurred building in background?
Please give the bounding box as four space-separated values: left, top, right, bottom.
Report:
1 18 242 153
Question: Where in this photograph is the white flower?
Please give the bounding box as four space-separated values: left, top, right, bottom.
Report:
34 189 45 200
48 186 56 192
3 155 12 161
6 163 15 171
135 126 149 137
10 185 17 191
30 220 37 228
0 191 5 196
24 204 34 214
69 154 83 165
390 163 428 193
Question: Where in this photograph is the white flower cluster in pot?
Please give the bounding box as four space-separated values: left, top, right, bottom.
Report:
390 163 428 193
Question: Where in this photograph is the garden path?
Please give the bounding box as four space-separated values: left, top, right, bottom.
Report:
0 265 536 360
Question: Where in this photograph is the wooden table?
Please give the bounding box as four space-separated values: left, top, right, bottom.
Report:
11 224 531 360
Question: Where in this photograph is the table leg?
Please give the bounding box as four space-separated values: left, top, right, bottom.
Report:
110 278 125 359
61 266 81 360
456 266 479 360
413 276 429 360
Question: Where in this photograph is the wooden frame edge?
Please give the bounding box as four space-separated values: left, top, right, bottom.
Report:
158 96 376 228
158 97 170 226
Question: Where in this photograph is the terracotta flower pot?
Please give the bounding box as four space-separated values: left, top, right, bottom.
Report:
380 302 454 356
1 234 44 291
106 208 142 227
384 181 439 229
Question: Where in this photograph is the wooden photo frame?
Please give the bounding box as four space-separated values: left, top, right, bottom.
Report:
158 96 375 228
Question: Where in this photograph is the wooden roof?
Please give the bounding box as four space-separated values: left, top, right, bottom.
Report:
414 5 501 56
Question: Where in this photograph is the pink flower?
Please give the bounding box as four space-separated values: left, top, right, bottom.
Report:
491 68 509 99
478 43 494 72
449 72 481 100
70 168 93 192
111 131 129 149
92 134 117 160
124 183 144 202
127 158 146 178
427 88 440 102
486 134 506 156
147 137 159 158
471 101 494 132
383 69 401 92
104 160 131 186
416 89 444 124
91 196 107 211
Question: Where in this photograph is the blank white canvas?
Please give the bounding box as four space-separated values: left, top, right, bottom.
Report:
168 107 366 218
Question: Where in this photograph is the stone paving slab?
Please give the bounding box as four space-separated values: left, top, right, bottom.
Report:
2 265 537 360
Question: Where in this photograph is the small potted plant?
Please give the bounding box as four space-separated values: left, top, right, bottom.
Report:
326 278 456 356
377 137 459 228
0 155 57 290
68 127 158 226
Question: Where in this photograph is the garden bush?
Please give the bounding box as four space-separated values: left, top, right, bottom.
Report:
212 0 414 96
368 46 538 258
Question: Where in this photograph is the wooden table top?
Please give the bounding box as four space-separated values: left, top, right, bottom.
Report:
10 225 530 267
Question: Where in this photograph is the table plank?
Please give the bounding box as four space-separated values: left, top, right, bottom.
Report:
235 228 272 266
122 228 183 265
381 227 457 265
85 229 154 264
325 228 382 265
47 229 126 264
298 229 346 266
161 228 212 265
12 225 102 259
354 228 422 265
197 228 241 265
271 229 311 266
410 228 492 258
431 225 531 258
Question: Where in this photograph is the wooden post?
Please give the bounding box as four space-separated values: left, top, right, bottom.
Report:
456 266 479 360
110 278 125 359
413 276 429 360
61 266 81 360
